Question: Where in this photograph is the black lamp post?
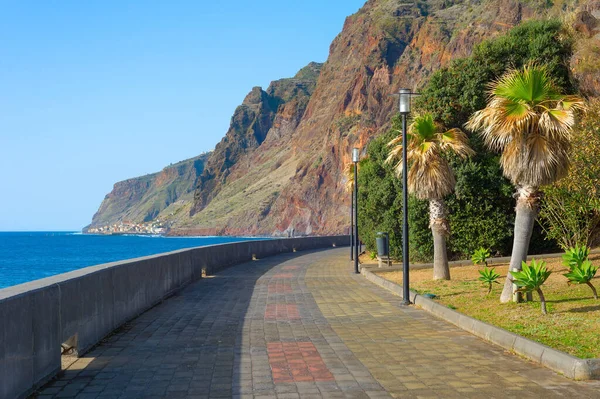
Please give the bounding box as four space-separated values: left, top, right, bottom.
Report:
352 147 360 274
399 88 412 305
350 176 354 261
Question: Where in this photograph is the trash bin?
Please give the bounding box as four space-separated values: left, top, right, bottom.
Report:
376 232 389 257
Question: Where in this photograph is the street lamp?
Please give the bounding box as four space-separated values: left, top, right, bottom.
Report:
350 164 354 261
352 147 360 274
399 88 412 305
350 195 354 260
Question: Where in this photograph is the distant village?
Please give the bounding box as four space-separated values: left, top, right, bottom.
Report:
86 220 167 235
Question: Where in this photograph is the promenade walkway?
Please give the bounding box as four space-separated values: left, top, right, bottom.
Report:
36 248 600 398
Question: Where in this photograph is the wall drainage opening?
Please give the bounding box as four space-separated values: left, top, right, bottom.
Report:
61 334 78 370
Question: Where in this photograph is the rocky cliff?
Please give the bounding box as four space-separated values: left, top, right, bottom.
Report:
191 62 322 215
86 153 209 230
89 0 600 236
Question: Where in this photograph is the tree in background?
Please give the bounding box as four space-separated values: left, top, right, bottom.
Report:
539 99 600 249
417 19 573 130
386 114 474 279
357 20 575 263
466 64 585 302
357 123 432 262
415 19 573 256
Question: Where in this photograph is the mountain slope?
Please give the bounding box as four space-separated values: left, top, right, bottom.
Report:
88 0 600 236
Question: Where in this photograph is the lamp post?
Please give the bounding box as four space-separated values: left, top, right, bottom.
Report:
350 174 354 261
399 88 411 305
352 147 360 274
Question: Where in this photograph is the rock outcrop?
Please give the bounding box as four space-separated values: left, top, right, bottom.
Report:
86 153 209 230
191 62 322 215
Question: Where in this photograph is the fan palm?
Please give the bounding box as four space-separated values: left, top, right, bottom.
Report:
466 64 585 302
387 113 474 280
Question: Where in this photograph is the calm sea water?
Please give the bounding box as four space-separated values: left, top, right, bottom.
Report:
0 232 267 289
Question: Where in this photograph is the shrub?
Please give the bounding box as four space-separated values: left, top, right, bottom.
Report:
539 100 600 249
416 19 573 129
472 247 491 267
511 259 553 314
562 245 590 270
563 260 598 300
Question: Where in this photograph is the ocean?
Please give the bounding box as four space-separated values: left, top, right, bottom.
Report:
0 232 267 289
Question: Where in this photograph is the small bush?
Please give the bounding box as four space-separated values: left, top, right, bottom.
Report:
563 260 599 300
472 247 491 267
562 245 590 270
511 259 553 314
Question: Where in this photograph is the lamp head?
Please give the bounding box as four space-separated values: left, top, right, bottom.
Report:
399 88 411 114
352 148 360 163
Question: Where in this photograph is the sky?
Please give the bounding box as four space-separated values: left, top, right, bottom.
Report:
0 0 366 231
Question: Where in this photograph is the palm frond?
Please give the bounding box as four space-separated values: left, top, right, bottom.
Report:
388 113 472 199
343 163 355 193
439 128 475 159
466 64 586 187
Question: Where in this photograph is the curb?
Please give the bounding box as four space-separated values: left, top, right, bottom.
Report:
361 268 600 380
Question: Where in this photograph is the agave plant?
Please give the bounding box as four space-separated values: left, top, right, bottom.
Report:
478 267 500 294
466 64 585 303
562 245 590 270
387 113 474 280
472 247 491 267
564 260 598 299
510 259 553 314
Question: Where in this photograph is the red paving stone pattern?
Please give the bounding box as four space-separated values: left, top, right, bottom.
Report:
282 265 299 271
272 273 294 278
268 283 293 294
265 304 300 320
267 342 335 383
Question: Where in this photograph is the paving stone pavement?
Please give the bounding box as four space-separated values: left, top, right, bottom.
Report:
35 248 600 399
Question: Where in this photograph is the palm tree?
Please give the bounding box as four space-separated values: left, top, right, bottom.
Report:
387 114 474 280
466 64 585 302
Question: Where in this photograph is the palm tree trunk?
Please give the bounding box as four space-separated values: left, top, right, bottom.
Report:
429 199 450 280
500 186 539 303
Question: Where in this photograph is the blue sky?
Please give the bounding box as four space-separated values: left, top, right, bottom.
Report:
0 0 365 231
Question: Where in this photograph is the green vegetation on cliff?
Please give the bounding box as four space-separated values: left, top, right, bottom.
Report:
359 19 574 260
